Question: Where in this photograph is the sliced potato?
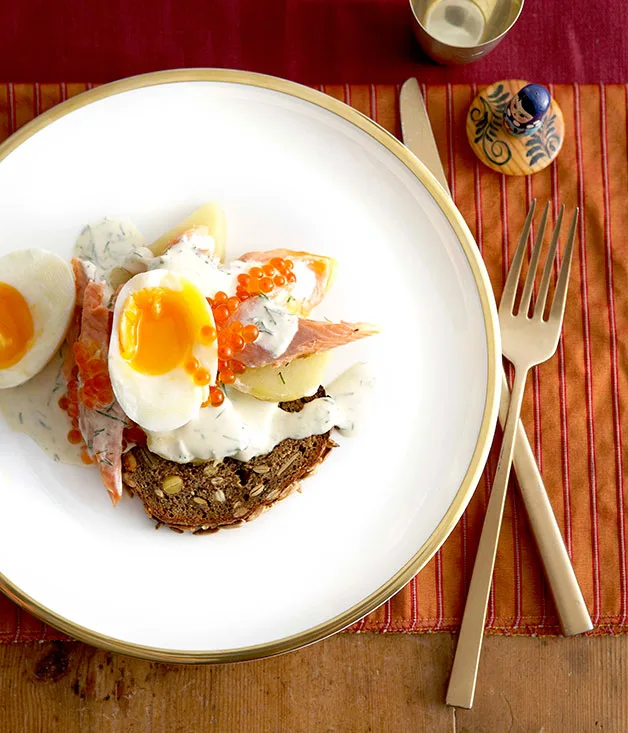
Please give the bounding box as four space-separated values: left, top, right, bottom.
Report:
108 266 134 291
233 352 332 402
150 202 227 260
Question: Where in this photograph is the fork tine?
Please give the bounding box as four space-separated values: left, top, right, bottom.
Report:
549 208 579 324
533 205 565 319
519 201 550 316
500 199 536 313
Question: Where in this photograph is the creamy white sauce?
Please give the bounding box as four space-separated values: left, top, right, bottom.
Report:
0 348 83 465
146 362 374 463
74 217 152 301
236 298 298 358
149 232 233 298
289 260 318 305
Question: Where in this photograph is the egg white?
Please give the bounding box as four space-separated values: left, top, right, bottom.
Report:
109 269 218 432
0 249 75 389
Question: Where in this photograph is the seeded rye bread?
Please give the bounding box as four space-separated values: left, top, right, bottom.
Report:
122 389 337 533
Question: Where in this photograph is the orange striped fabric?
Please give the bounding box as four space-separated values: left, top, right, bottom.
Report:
0 83 626 641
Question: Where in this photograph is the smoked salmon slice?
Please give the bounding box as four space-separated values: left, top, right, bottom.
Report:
75 279 128 505
78 401 128 505
239 317 378 368
61 258 90 382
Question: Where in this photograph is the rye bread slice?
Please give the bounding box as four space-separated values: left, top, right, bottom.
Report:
122 389 337 533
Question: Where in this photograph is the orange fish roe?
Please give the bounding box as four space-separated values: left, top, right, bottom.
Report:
226 296 240 313
201 258 296 405
260 277 274 293
59 334 118 454
210 386 225 406
81 448 94 465
200 325 216 344
67 428 83 445
201 385 225 407
220 368 235 384
240 258 294 300
241 324 259 343
59 369 84 447
193 367 212 386
74 339 114 409
184 357 200 374
213 303 230 324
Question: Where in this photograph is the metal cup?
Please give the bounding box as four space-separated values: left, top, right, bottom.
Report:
410 0 524 65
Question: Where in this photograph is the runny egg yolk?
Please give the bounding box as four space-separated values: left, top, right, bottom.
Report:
118 283 214 377
0 282 34 369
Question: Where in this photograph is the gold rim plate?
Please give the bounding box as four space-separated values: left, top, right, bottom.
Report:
0 69 500 663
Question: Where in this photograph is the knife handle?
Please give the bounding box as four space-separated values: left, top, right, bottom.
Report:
500 369 593 636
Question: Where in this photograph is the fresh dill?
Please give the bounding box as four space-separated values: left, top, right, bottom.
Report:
94 409 126 423
253 319 272 335
263 306 277 325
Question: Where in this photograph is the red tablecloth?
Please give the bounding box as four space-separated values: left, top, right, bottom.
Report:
1 0 627 84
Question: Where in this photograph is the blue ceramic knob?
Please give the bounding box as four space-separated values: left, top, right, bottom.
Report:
503 83 551 137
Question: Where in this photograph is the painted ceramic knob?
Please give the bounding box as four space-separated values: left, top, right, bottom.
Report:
504 84 551 137
466 79 565 176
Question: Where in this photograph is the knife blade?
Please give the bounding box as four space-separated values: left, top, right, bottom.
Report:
400 78 451 195
399 78 592 638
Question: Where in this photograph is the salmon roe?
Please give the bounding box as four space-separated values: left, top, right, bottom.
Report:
202 257 297 405
193 367 212 386
238 258 295 300
209 386 225 406
200 325 216 344
241 324 259 343
81 448 94 465
185 357 200 375
74 339 114 409
67 428 83 445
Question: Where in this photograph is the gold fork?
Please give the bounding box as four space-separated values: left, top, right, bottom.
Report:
446 200 579 709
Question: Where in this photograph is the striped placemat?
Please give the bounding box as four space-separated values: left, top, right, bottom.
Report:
0 83 625 641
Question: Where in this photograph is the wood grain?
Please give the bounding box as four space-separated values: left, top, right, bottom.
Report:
0 635 625 732
466 80 565 176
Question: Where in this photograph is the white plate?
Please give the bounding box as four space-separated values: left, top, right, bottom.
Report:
0 70 499 662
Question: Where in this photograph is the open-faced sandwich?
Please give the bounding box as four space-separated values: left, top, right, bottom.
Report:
0 203 377 532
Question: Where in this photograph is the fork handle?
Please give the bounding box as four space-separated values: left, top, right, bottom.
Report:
500 370 593 636
446 367 528 710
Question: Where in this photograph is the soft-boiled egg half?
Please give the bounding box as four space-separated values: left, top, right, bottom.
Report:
109 269 218 432
0 249 75 389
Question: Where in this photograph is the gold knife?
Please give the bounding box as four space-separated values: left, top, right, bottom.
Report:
400 79 451 194
399 78 593 651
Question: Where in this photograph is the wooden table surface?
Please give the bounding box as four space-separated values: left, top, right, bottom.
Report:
0 633 625 731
